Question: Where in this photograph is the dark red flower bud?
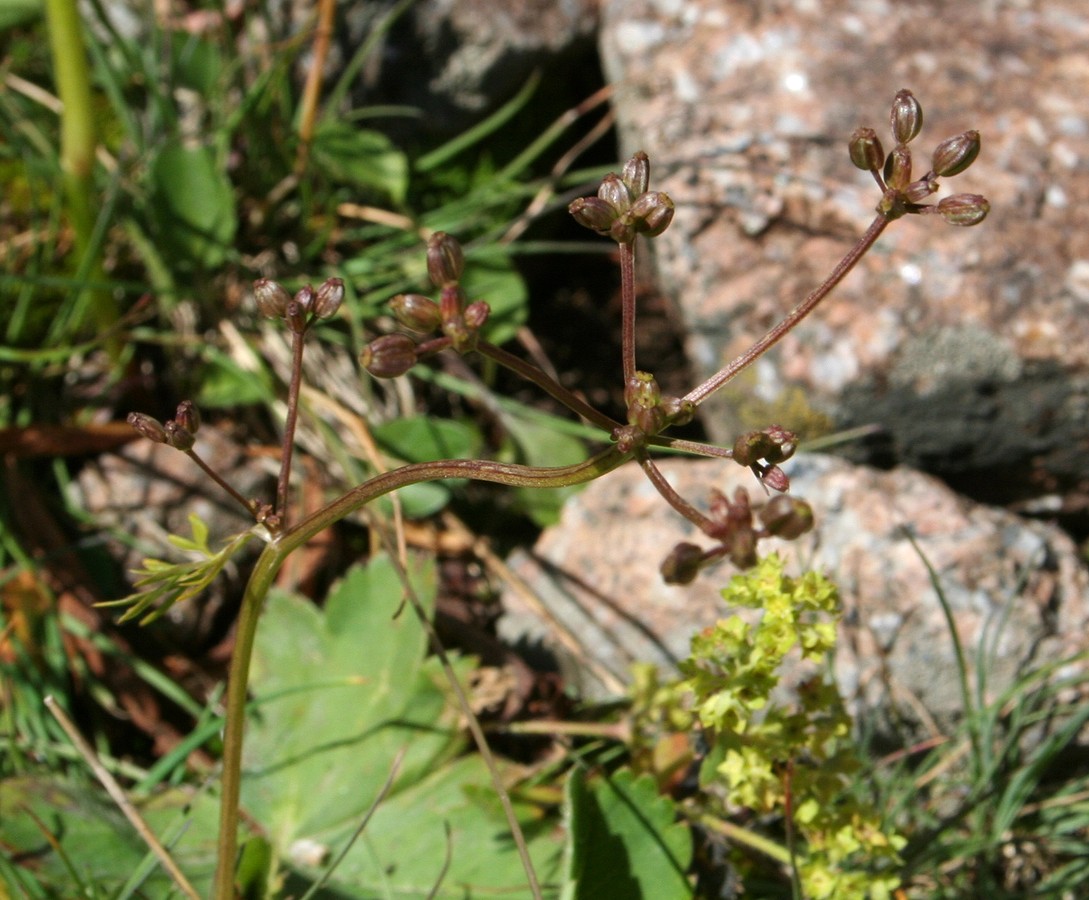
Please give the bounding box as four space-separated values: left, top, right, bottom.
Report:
313 277 345 319
360 333 418 378
660 542 706 585
758 464 790 493
630 191 675 237
661 396 696 427
932 130 980 177
253 278 291 319
621 151 650 197
890 89 923 145
294 284 314 312
936 193 990 226
569 196 617 235
390 293 441 332
883 145 913 192
759 495 814 539
904 176 939 204
127 412 168 444
427 232 465 287
174 400 200 434
163 419 195 451
761 425 797 463
463 300 490 330
848 127 885 172
598 173 632 214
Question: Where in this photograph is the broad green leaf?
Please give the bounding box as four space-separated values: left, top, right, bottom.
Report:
561 768 693 900
0 776 220 895
148 139 237 269
312 121 408 205
242 554 564 896
0 0 40 29
294 755 564 898
372 415 482 463
243 555 462 842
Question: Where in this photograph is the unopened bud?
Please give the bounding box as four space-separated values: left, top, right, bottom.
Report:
660 542 706 585
294 284 314 312
759 464 790 493
253 278 291 319
904 176 939 204
630 191 675 237
174 400 200 434
932 130 980 177
127 412 168 444
625 371 661 410
936 193 990 226
426 232 465 287
883 145 913 192
661 396 696 427
313 277 345 319
761 425 797 463
890 89 923 145
569 196 617 235
163 419 195 451
733 430 776 467
464 300 490 330
598 173 632 214
760 495 814 539
390 293 441 332
848 127 885 172
360 333 418 378
621 151 650 197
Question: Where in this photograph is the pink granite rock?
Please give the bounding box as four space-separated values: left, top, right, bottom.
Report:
501 454 1089 737
598 0 1089 511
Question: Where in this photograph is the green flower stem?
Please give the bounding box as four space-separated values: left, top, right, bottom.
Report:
697 813 792 866
476 340 622 433
682 214 890 407
212 447 629 898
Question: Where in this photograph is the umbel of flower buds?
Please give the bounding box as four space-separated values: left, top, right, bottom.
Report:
569 152 675 244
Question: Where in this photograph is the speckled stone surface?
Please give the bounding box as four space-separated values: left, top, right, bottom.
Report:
501 454 1089 736
598 0 1089 509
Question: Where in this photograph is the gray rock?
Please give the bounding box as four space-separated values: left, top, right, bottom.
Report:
598 0 1089 511
501 454 1089 739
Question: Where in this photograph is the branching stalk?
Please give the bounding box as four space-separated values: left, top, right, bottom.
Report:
683 214 890 407
212 448 629 897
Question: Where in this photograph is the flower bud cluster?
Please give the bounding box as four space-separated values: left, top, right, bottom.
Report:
569 151 675 244
253 276 345 333
127 400 204 452
732 425 797 492
660 486 814 584
367 232 492 378
613 371 696 452
847 89 989 227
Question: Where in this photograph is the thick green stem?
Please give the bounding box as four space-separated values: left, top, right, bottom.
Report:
211 448 628 897
44 0 118 339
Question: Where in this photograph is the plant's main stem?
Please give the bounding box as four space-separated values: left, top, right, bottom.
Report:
211 447 629 898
